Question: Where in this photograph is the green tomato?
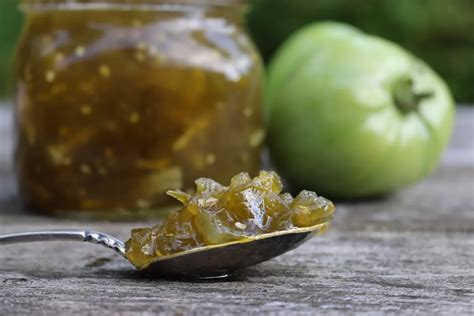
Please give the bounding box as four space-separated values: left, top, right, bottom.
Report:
265 22 455 199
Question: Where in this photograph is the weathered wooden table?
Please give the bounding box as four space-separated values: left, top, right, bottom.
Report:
0 104 473 315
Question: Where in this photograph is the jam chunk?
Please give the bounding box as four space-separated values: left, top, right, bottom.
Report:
126 171 335 269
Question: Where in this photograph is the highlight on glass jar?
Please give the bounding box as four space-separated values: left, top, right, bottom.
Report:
14 0 264 218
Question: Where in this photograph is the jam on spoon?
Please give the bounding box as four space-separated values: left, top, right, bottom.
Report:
126 171 335 269
0 171 335 278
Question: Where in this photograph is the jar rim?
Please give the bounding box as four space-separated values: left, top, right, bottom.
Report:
21 0 246 11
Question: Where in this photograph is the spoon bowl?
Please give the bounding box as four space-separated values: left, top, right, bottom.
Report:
141 226 322 278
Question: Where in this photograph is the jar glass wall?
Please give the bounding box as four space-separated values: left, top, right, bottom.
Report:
15 0 263 218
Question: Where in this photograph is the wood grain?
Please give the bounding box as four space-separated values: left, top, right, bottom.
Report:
0 104 473 315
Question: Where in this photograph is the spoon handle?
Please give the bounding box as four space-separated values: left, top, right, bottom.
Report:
0 230 126 257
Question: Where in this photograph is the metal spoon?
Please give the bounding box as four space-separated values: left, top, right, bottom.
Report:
0 224 325 278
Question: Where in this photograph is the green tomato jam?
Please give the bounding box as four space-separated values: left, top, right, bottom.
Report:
126 171 335 269
15 1 263 217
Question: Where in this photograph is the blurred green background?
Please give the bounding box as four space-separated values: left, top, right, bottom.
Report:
0 0 23 98
247 0 474 103
0 0 473 102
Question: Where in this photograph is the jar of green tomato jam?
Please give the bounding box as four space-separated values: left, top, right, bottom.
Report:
15 0 264 219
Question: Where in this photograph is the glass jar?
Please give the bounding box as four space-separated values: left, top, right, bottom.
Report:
15 0 264 219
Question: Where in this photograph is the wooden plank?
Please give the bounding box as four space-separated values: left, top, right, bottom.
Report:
0 230 472 314
0 105 473 314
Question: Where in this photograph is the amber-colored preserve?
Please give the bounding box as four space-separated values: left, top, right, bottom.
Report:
15 0 263 218
126 171 335 269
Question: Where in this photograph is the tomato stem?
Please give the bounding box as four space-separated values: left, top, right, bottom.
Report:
393 78 432 113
